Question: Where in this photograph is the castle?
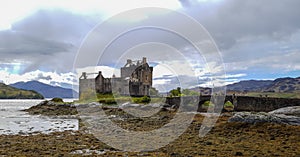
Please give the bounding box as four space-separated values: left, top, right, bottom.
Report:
79 57 153 99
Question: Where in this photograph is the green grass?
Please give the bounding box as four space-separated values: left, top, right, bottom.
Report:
0 83 44 99
201 100 234 110
78 93 165 105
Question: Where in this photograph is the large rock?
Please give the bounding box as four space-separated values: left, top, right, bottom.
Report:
269 106 300 116
229 112 300 125
24 100 78 116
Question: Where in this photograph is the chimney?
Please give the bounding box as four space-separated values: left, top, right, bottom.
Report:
127 59 132 64
82 72 87 79
142 57 146 64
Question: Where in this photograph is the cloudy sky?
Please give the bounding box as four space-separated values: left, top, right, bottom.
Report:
0 0 299 92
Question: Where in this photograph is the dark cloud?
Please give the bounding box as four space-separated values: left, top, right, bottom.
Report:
1 2 300 87
182 0 300 50
0 30 72 56
175 0 300 79
97 28 195 66
0 9 99 73
11 9 96 42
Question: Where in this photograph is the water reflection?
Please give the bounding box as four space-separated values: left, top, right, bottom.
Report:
0 99 78 135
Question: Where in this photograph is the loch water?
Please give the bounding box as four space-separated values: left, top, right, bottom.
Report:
0 99 78 135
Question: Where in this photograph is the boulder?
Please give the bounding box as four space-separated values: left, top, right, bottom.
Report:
269 106 300 116
229 112 300 125
119 102 140 109
24 100 77 116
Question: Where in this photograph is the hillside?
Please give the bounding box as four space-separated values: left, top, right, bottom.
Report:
263 77 300 92
226 80 273 92
225 77 300 93
187 77 300 98
0 83 44 99
10 81 78 98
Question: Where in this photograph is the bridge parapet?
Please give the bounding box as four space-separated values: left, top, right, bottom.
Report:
165 95 300 112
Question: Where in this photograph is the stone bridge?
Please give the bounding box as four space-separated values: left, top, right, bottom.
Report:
165 95 300 112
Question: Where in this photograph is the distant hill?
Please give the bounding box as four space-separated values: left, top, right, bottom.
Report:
263 77 300 92
226 77 300 93
226 80 273 92
0 83 44 99
187 76 300 95
10 81 78 98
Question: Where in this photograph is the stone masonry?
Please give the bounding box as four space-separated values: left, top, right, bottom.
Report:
79 57 153 99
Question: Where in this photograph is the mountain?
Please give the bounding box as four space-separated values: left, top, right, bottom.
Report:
188 77 300 94
226 80 273 92
263 77 300 92
226 77 300 93
0 83 44 99
10 81 78 98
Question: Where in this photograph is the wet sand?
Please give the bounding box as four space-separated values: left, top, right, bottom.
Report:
0 109 299 156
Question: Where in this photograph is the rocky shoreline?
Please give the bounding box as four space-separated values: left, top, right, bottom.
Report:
0 100 299 156
23 99 78 116
229 106 300 126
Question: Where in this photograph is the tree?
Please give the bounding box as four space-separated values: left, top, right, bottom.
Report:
169 88 200 97
169 87 182 97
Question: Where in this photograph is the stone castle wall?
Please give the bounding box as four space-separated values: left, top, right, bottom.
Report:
79 78 96 99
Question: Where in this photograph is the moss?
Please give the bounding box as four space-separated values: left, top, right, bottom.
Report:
132 96 151 104
224 101 234 108
50 97 63 103
202 100 214 107
24 100 77 116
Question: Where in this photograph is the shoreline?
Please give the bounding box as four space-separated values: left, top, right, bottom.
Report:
0 114 299 156
0 100 299 156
